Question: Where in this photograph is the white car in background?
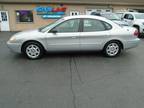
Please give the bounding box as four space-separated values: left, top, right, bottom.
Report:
7 15 140 59
100 13 129 26
91 12 129 26
121 12 144 37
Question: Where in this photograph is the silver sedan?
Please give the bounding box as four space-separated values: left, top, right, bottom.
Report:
7 15 140 59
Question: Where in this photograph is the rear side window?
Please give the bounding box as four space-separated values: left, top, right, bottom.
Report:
102 21 112 30
83 19 112 32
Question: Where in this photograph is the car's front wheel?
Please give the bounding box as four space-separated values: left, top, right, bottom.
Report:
103 41 121 57
23 42 44 59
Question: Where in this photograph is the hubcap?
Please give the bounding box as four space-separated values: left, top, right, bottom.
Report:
26 44 40 59
106 43 119 56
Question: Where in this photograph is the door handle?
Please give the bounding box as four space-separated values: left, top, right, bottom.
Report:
71 36 76 39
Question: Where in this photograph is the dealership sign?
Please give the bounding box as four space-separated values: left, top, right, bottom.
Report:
34 6 67 19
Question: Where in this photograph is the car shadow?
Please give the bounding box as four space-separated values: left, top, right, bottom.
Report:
12 51 102 59
44 51 104 58
44 51 132 60
11 50 127 60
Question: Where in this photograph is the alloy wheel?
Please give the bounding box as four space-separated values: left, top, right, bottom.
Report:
105 42 121 57
26 44 41 59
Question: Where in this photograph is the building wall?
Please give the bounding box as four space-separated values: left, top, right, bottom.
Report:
0 3 144 31
0 4 58 31
0 3 112 31
113 5 144 12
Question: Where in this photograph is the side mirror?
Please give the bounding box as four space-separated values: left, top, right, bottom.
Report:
50 30 58 34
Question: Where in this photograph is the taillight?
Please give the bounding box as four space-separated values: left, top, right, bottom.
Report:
134 30 139 37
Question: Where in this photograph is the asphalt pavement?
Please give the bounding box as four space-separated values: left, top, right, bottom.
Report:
1 32 144 108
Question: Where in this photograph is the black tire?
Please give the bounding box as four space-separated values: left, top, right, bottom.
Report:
103 41 121 57
22 42 44 59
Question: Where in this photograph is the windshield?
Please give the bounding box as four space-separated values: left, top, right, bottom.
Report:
134 13 144 19
116 13 123 19
39 18 64 32
102 13 121 20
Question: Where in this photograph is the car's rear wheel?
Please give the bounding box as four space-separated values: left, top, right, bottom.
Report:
103 41 121 57
23 42 44 59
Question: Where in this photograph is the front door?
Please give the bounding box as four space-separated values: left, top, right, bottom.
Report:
46 19 80 51
0 11 10 31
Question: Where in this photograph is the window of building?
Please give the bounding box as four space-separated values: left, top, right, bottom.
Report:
70 11 79 16
86 9 112 15
106 9 111 12
16 10 33 23
1 12 8 21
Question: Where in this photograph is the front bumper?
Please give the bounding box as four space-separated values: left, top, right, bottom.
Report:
7 41 22 53
124 38 140 49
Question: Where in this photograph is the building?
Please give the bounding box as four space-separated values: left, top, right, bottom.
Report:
0 0 144 31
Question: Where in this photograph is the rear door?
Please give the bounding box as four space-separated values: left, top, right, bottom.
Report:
79 18 111 50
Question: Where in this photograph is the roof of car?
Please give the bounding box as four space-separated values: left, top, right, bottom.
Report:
63 15 107 21
62 15 120 27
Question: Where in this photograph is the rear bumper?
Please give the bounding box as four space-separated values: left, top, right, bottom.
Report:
124 38 140 49
7 41 22 53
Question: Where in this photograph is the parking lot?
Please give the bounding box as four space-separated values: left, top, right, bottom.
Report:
1 32 144 108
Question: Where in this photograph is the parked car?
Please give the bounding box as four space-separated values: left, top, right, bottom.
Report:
91 12 129 26
101 13 129 26
90 12 101 16
121 12 144 37
7 15 140 59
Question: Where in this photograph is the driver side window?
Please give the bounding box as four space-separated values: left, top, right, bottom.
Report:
50 19 80 33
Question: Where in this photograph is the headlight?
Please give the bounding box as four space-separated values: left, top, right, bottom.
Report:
8 36 16 43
